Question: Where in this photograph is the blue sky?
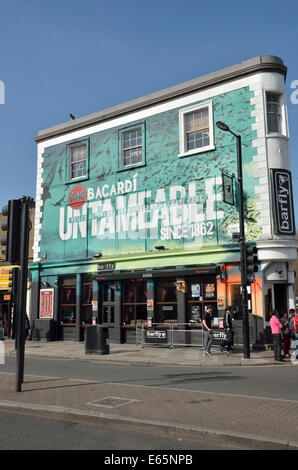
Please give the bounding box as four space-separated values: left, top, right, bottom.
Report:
1 0 298 222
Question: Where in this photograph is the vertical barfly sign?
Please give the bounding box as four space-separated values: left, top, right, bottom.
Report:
271 169 295 235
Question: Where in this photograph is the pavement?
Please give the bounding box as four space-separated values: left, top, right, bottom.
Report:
1 338 298 450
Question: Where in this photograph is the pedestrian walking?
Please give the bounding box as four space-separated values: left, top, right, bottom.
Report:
220 306 234 354
202 305 214 356
289 309 298 360
280 312 291 358
25 315 30 340
269 310 284 362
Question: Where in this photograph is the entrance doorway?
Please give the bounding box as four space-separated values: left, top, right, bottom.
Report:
274 284 288 317
101 282 117 324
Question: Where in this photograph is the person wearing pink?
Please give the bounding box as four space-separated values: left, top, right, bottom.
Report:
269 311 284 362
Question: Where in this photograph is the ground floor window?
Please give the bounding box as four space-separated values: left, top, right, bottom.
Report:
122 279 147 325
187 277 217 322
60 277 76 324
156 279 178 323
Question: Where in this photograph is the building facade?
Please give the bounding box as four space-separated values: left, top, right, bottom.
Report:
29 55 297 345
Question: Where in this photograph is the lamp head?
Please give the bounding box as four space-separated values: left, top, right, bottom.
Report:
216 121 230 132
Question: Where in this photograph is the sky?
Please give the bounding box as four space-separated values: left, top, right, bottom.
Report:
1 0 298 222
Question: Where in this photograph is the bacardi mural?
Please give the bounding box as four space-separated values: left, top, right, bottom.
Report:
37 85 262 262
59 175 224 244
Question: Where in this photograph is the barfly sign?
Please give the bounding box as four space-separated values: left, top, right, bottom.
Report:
271 169 295 235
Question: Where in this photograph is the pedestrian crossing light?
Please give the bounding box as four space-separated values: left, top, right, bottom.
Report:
246 245 258 284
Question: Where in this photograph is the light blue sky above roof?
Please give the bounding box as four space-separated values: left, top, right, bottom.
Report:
1 0 298 222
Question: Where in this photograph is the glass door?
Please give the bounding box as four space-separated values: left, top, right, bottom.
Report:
101 282 116 324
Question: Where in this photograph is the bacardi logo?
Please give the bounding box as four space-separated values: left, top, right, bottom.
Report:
68 184 87 210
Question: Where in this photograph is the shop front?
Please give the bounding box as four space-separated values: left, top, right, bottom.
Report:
30 260 255 345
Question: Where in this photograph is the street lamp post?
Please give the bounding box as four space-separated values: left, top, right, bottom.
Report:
216 121 250 359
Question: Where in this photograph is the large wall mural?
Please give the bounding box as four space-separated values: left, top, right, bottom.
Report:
39 87 260 264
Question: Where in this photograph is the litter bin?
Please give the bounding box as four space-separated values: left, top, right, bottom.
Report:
85 324 109 355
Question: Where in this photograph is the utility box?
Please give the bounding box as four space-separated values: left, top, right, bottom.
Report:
85 324 109 355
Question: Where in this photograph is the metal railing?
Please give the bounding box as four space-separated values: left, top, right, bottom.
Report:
136 322 253 350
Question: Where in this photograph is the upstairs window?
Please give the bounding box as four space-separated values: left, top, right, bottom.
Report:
118 124 145 170
179 101 214 157
265 91 288 137
185 107 210 150
121 127 143 168
68 142 87 181
266 92 281 134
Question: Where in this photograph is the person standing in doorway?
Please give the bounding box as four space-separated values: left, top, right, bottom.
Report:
220 306 234 354
269 310 284 362
202 305 214 356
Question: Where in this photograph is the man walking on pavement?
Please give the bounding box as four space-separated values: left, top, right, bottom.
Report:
269 310 284 362
220 306 234 354
202 305 214 356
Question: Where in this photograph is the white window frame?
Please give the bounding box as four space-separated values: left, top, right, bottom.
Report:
118 123 146 171
68 141 88 181
178 101 215 158
264 91 289 138
121 126 143 168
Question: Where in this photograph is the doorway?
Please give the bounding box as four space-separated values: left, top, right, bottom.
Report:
274 284 288 317
101 282 116 324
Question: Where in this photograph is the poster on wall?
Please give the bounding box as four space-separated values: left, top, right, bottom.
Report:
217 297 225 309
190 304 201 322
191 283 201 298
204 282 216 300
39 289 54 319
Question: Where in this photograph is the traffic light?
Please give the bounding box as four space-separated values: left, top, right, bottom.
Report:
245 245 258 284
1 200 21 264
7 268 14 294
7 267 18 295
